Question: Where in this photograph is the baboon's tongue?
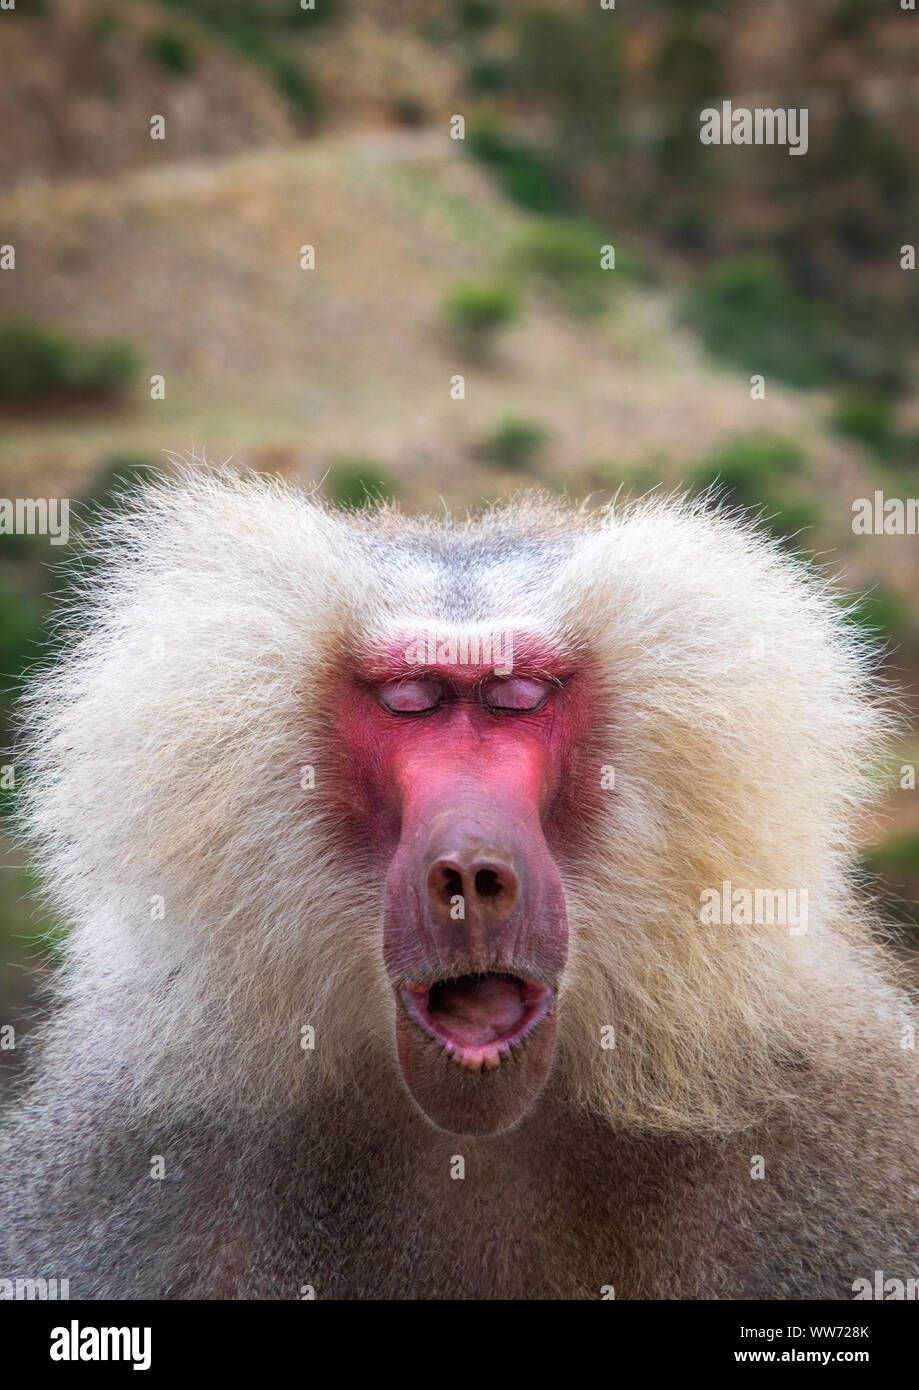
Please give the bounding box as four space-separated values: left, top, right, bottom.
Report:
427 973 527 1046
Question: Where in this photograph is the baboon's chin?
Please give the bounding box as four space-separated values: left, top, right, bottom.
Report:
393 973 557 1135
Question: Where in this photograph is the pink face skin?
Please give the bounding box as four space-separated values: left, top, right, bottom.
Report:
334 634 593 1135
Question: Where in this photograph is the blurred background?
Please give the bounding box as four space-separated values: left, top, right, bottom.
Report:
1 0 919 1081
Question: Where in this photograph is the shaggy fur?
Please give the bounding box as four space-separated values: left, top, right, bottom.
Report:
0 469 916 1299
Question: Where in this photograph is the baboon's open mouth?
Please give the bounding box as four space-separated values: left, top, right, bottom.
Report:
400 973 553 1071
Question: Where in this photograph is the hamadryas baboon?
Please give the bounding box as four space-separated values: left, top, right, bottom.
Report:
0 472 916 1299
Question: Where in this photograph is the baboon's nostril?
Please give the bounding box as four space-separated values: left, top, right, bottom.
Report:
475 868 500 897
426 856 519 918
427 861 464 911
476 862 519 913
440 866 462 905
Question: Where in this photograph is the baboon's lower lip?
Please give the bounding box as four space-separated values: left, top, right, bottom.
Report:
400 973 554 1071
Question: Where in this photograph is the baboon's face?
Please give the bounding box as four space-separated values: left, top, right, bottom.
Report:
337 631 593 1135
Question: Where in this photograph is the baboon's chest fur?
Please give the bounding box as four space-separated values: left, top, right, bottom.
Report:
100 1088 916 1300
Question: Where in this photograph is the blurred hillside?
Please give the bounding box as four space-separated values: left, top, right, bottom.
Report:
1 0 919 1069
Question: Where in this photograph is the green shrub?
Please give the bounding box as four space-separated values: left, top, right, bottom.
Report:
499 152 567 213
77 457 162 523
0 521 45 561
444 280 519 354
466 56 516 93
825 109 911 204
466 117 571 214
860 829 919 929
148 29 197 75
0 322 138 403
509 218 637 315
0 322 79 400
269 52 320 119
156 0 322 119
510 219 599 294
760 496 824 540
863 829 919 879
685 259 836 389
843 586 912 651
690 434 804 494
0 583 44 693
0 576 46 751
159 0 340 34
457 0 500 30
831 391 896 457
326 461 395 509
37 458 162 614
0 776 17 825
475 418 549 471
689 434 820 542
465 116 510 165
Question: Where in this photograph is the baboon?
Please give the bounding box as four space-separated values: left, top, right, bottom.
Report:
0 471 917 1300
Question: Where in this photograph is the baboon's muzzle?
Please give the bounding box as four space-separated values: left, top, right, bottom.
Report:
383 793 568 1136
